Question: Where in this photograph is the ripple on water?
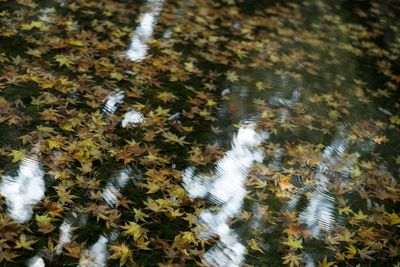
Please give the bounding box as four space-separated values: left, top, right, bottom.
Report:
102 91 125 114
298 188 336 238
0 156 45 223
183 122 268 267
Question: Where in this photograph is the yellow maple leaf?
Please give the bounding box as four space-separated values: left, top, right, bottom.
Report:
67 39 84 46
226 71 239 82
109 243 133 266
14 234 37 250
54 55 73 68
317 257 335 267
389 115 400 125
162 131 189 146
121 221 148 241
282 252 302 267
247 239 264 254
282 236 303 251
385 211 400 225
346 244 357 259
9 150 27 162
256 81 265 90
156 91 178 103
21 21 48 31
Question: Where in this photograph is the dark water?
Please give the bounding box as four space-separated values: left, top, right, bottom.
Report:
0 0 399 266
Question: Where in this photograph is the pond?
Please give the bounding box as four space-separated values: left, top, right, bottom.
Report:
0 0 399 266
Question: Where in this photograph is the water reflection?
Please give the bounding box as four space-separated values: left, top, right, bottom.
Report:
287 126 371 239
183 123 268 267
103 167 135 206
297 188 336 237
0 156 45 223
126 0 165 62
78 235 108 267
121 109 145 128
102 91 125 114
56 216 75 255
269 87 301 109
27 256 45 267
76 96 144 264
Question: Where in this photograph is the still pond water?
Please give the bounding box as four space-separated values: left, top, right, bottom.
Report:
0 0 400 266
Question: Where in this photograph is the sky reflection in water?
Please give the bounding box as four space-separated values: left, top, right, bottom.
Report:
126 0 164 62
78 88 145 266
184 123 268 267
0 156 45 223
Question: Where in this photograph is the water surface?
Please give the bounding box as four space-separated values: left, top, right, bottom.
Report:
0 0 399 266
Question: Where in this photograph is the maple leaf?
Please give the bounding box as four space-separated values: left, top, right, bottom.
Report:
44 199 64 218
25 48 42 58
36 214 56 234
247 239 264 254
338 206 353 216
225 70 239 82
346 244 357 259
184 61 197 73
54 55 73 68
48 139 62 150
255 81 266 90
282 252 302 267
109 243 133 266
154 106 170 117
121 221 148 241
0 249 19 263
135 236 151 250
385 211 400 225
67 39 84 46
389 115 400 125
162 131 189 146
157 91 178 103
64 242 82 259
40 108 61 122
14 234 37 250
206 99 217 107
54 184 78 204
20 21 48 31
317 257 335 267
144 182 161 194
352 210 368 221
282 237 303 251
373 135 382 144
279 175 295 191
357 247 375 260
283 224 311 239
8 149 26 162
166 207 184 219
133 208 149 223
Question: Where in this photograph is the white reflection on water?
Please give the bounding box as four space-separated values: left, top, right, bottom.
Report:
126 0 164 62
78 235 108 267
27 256 45 267
103 167 131 206
121 109 144 128
0 157 45 223
55 216 75 255
289 126 367 239
298 187 336 237
102 91 125 114
183 123 268 267
75 93 143 265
